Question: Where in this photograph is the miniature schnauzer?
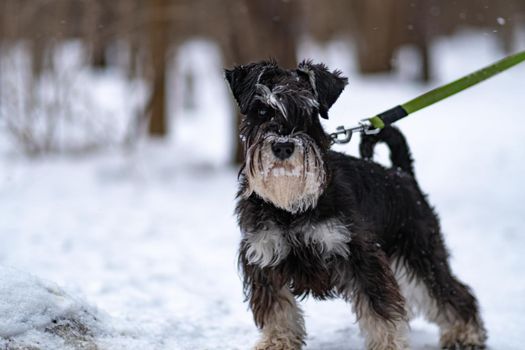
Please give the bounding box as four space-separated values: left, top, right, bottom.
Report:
225 60 487 350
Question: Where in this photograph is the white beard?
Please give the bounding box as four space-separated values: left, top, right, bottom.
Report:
244 135 326 214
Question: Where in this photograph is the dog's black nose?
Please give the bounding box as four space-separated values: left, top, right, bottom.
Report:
271 142 295 160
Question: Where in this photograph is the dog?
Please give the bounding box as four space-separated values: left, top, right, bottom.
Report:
225 60 487 350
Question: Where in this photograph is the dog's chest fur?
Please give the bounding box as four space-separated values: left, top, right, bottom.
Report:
243 218 351 268
240 216 352 298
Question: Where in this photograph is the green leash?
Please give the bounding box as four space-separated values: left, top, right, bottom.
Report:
331 50 525 144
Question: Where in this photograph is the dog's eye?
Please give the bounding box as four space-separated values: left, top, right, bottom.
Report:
258 108 269 118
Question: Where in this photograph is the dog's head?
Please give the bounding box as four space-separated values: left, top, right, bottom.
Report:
225 60 348 213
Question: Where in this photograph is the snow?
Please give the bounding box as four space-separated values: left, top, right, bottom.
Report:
0 266 104 349
1 30 525 349
0 266 79 338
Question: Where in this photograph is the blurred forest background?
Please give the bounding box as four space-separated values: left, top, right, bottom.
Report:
0 0 524 162
1 3 525 348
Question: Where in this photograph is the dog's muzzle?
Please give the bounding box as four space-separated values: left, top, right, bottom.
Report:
243 133 326 213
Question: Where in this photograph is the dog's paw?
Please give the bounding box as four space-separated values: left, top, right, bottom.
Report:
440 322 487 350
253 335 302 350
441 344 486 350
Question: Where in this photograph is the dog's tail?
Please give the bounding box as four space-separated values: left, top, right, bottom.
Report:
359 126 415 177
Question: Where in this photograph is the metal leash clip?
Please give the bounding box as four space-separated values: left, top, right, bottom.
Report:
330 120 381 145
330 126 354 144
359 119 382 135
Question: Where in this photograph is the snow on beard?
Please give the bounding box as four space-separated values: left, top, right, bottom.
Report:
243 134 326 214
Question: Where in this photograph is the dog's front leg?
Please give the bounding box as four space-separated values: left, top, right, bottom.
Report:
345 236 410 350
243 267 306 350
252 283 305 350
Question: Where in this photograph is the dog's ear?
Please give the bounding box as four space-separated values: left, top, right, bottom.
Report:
297 60 348 119
224 61 274 115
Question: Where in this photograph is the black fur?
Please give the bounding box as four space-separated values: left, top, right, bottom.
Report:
297 60 348 119
225 61 273 115
226 60 487 350
360 126 415 177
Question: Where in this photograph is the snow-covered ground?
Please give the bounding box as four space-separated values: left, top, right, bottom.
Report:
1 31 524 349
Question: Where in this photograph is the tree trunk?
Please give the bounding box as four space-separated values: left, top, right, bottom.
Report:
147 0 170 136
223 0 301 163
353 0 397 73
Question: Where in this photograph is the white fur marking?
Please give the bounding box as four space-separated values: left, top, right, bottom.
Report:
245 228 290 268
255 65 270 85
255 83 319 118
301 220 351 258
391 260 437 321
245 220 351 268
297 64 317 98
255 84 288 119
